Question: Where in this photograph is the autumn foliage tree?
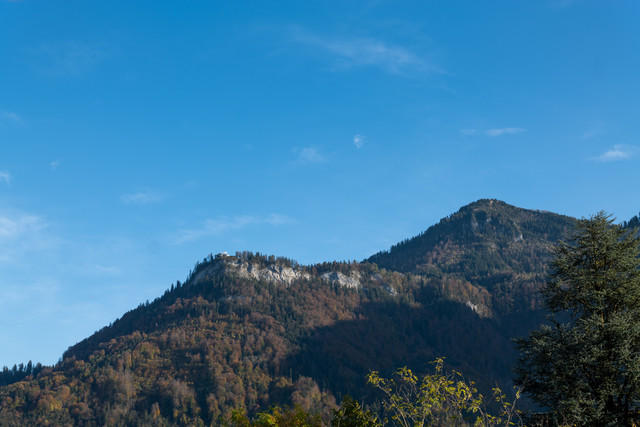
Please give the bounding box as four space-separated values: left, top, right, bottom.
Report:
334 358 522 426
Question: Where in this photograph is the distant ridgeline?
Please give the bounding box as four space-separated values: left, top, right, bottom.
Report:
0 200 638 425
0 362 44 387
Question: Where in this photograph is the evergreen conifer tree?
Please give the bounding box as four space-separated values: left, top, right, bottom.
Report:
515 212 640 426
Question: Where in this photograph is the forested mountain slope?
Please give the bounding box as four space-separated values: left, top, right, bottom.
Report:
0 255 511 425
1 200 632 425
368 199 575 317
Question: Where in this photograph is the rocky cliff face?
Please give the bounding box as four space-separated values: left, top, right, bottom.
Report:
320 271 361 288
190 255 312 286
190 255 366 289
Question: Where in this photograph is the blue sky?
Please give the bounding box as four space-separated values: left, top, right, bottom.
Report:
1 0 640 367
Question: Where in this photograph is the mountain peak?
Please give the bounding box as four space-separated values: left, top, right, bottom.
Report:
458 199 527 215
464 198 504 208
369 200 573 273
367 200 575 315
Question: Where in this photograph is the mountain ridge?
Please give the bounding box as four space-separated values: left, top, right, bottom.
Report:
1 199 636 425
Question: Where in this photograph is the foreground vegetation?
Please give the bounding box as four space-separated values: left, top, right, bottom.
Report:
232 359 522 426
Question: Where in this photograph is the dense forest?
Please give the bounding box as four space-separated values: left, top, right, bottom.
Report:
0 200 637 425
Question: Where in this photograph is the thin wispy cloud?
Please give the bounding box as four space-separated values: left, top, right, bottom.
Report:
173 214 293 244
484 128 526 137
0 214 42 239
0 171 11 185
353 134 365 149
34 41 109 76
121 190 163 205
0 280 60 310
264 214 291 226
290 28 439 75
0 211 52 264
594 145 636 162
460 128 526 137
294 147 325 164
50 160 60 171
87 263 120 276
581 127 604 139
0 111 22 124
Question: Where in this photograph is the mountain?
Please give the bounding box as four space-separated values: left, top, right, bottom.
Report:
0 200 603 425
369 199 571 278
369 199 575 318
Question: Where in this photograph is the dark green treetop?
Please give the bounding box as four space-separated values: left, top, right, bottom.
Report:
515 212 640 426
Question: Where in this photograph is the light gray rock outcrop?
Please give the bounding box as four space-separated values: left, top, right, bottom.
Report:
321 271 361 289
190 257 310 286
